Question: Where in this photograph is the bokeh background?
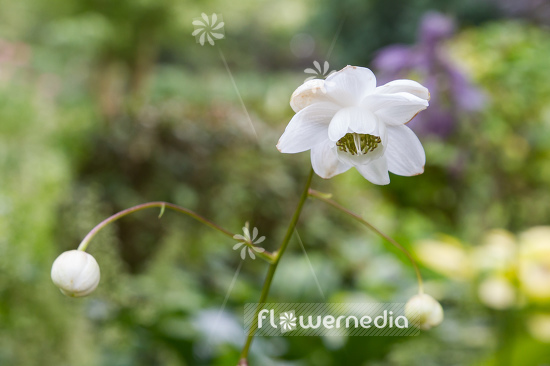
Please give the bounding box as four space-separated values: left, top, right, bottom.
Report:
2 0 550 365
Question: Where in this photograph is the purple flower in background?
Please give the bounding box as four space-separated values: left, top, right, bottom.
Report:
373 11 485 138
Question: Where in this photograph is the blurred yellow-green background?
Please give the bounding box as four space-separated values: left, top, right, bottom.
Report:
2 0 550 365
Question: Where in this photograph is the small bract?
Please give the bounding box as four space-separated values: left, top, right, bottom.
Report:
405 293 443 330
51 250 100 297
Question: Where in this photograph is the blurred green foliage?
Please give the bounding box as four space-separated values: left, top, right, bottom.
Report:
2 0 550 365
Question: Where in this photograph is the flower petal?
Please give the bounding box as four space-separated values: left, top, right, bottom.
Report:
241 247 247 260
328 108 352 141
254 236 265 244
311 140 352 179
252 227 258 240
374 79 430 101
385 125 425 176
355 157 390 185
364 92 428 125
290 79 333 112
277 102 339 153
324 66 376 106
346 107 378 134
233 243 244 250
242 226 250 241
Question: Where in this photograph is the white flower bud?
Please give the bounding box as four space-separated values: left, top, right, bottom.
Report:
405 293 444 330
51 250 100 297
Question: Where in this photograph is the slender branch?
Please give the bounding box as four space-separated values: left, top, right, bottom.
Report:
76 201 276 263
308 189 424 294
239 169 314 362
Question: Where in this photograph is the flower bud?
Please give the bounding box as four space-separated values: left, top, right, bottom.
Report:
51 250 100 297
405 293 444 330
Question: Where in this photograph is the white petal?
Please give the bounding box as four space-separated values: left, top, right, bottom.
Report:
242 226 250 240
311 140 352 179
211 32 224 40
192 29 203 36
201 13 210 25
374 79 430 100
328 108 352 141
290 79 333 112
385 125 425 176
211 14 218 26
364 92 428 125
355 157 390 185
277 102 339 153
192 20 206 26
347 107 378 134
324 65 376 106
252 227 258 240
199 32 206 46
233 243 244 250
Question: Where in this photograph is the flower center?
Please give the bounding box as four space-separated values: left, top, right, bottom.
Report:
336 133 381 156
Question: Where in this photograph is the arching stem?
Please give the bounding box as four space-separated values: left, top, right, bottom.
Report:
308 189 424 294
77 201 276 263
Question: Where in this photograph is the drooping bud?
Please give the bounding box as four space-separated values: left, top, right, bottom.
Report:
51 250 100 297
405 293 444 330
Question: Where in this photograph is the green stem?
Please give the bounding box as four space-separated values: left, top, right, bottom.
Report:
239 169 314 362
77 201 276 263
308 189 424 294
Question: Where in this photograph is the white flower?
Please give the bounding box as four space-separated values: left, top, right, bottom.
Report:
51 250 100 297
192 13 225 46
477 276 516 310
405 293 444 330
277 65 429 185
233 224 266 260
